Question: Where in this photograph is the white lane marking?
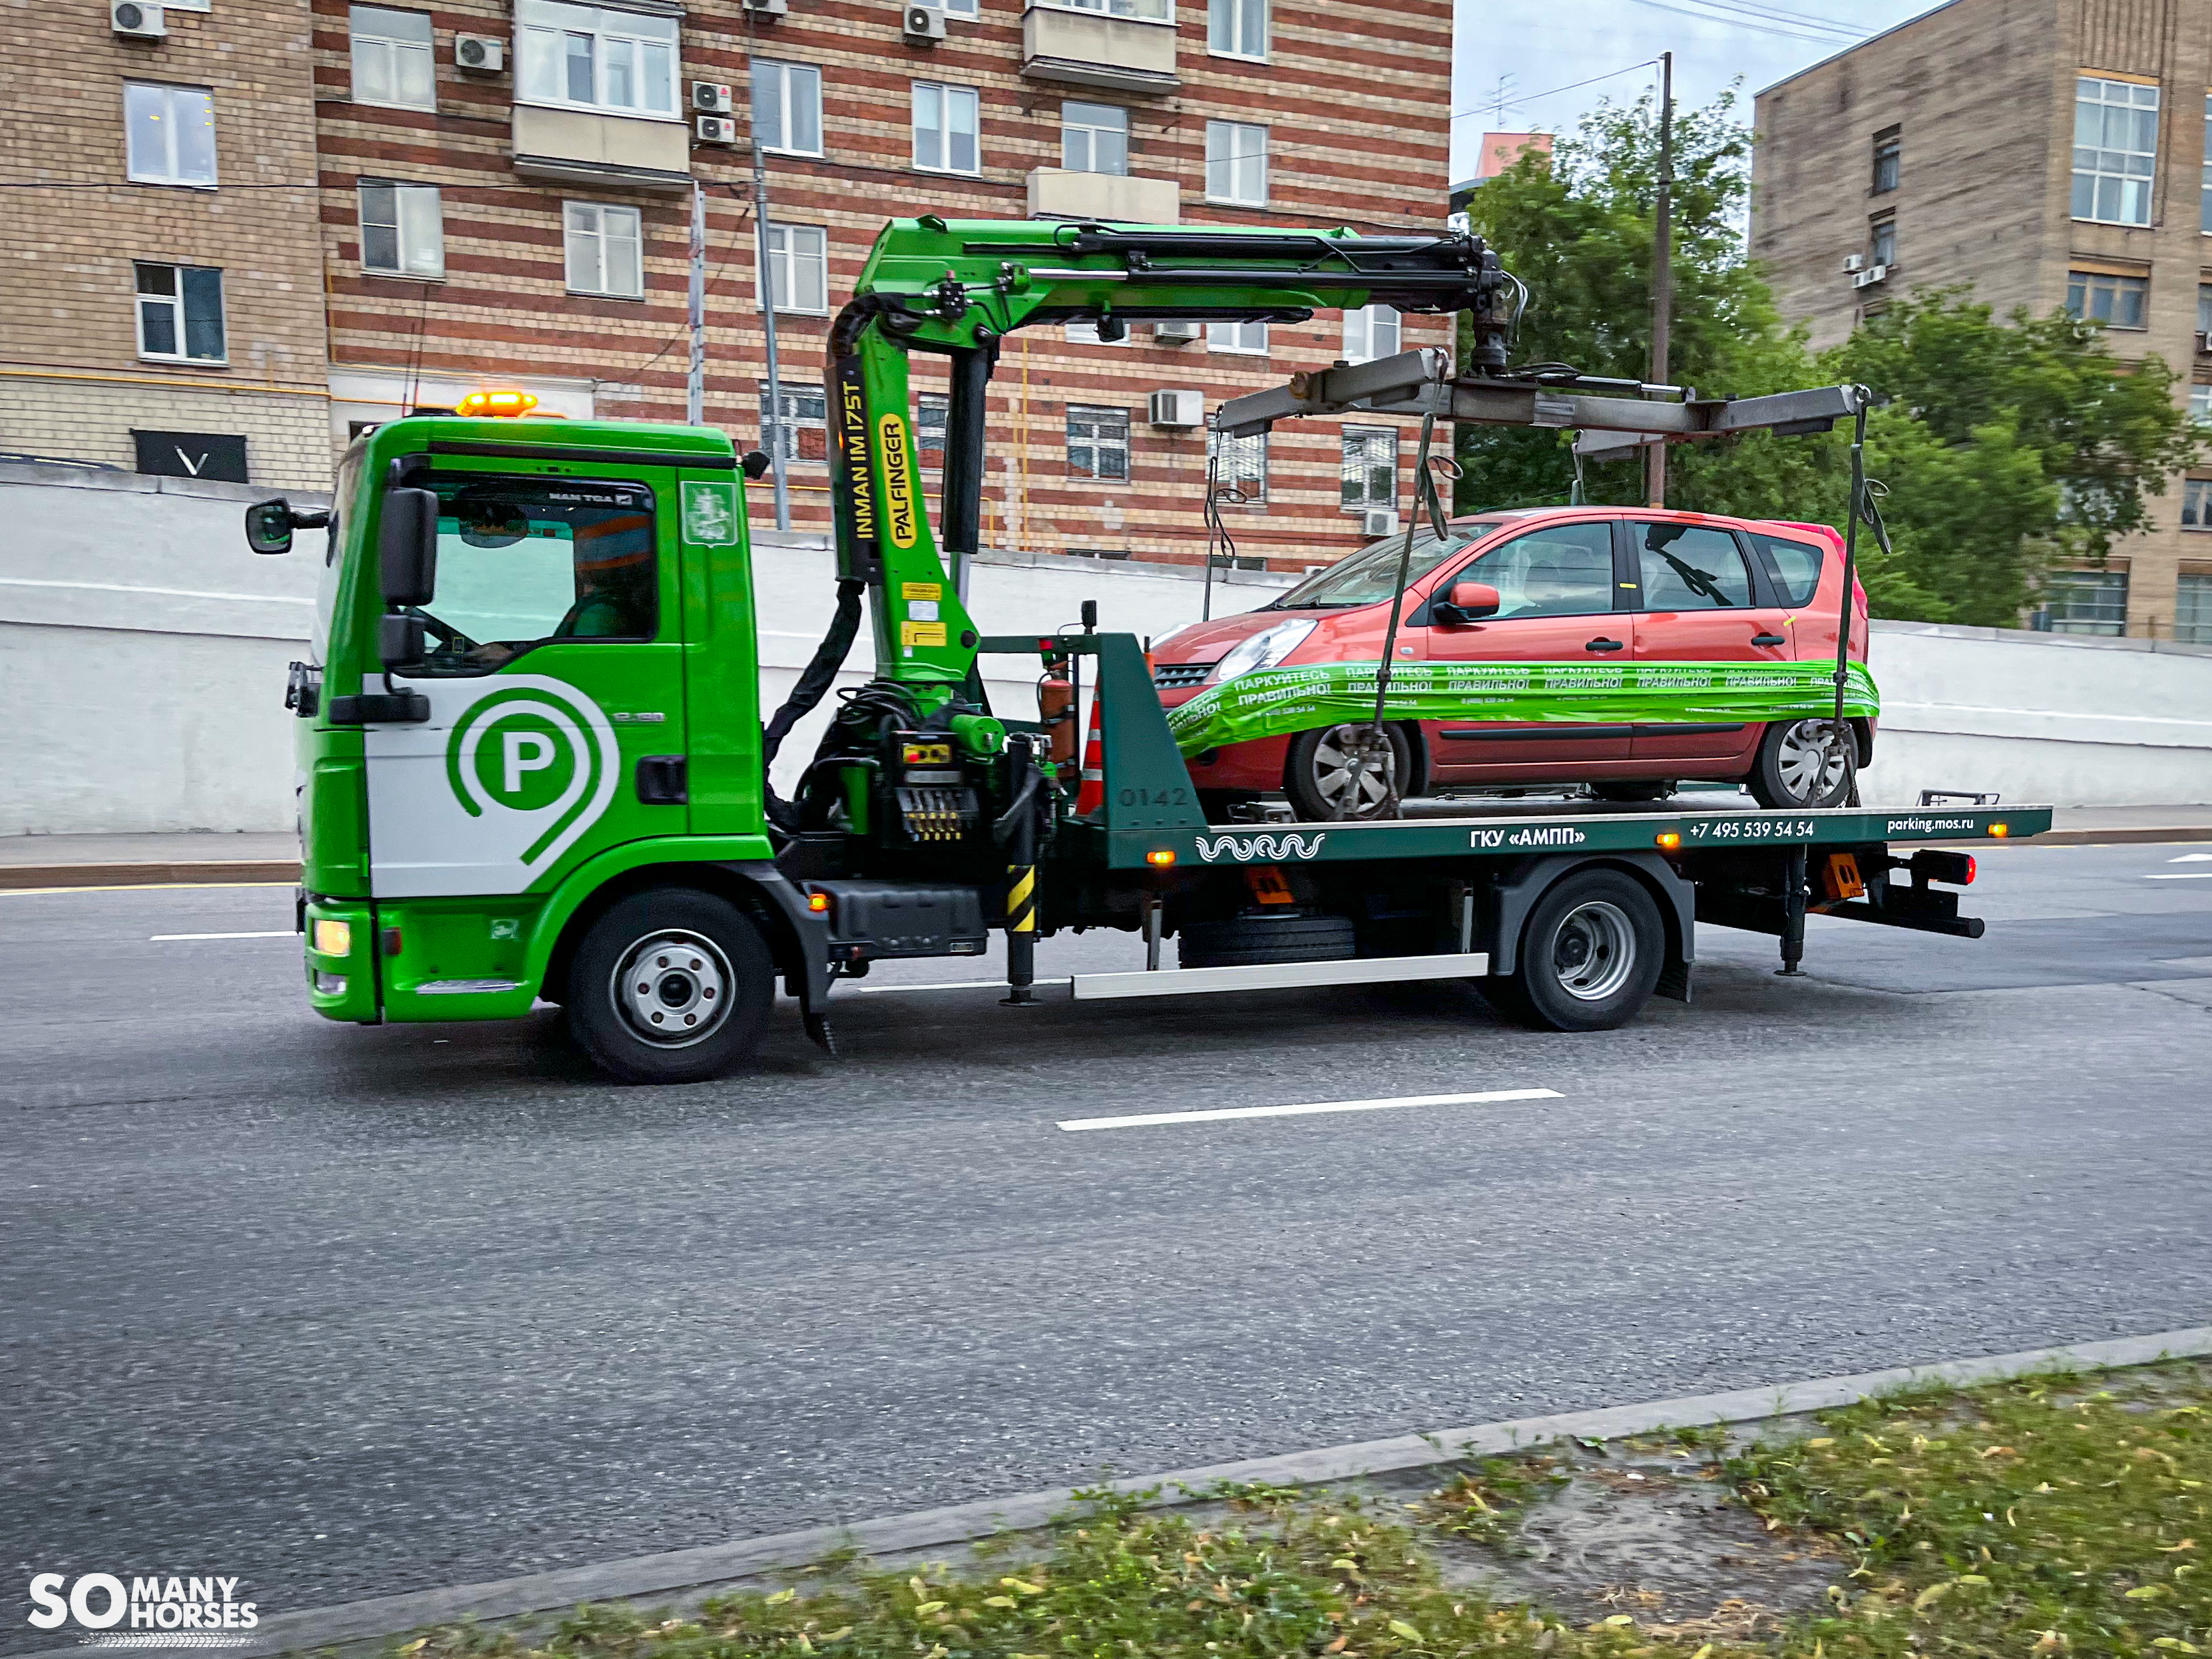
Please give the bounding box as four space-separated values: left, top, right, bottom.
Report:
2143 873 2212 880
1058 1087 1563 1133
2170 853 2212 862
852 976 1072 995
150 930 296 941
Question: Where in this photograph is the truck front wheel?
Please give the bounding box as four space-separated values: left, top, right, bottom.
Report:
1487 869 1663 1033
566 889 774 1084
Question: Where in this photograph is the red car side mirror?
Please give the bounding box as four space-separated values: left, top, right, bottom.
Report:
1441 581 1500 622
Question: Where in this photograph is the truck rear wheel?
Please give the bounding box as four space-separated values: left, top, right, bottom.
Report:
566 889 774 1084
1487 869 1662 1033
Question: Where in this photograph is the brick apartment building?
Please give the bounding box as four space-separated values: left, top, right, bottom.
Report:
0 0 332 488
1752 0 2212 643
310 0 1456 567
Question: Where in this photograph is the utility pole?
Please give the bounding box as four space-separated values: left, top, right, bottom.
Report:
1646 49 1674 510
685 180 705 427
752 139 793 531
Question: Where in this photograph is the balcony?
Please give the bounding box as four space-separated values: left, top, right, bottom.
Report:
1022 2 1178 96
1027 168 1178 223
511 105 691 191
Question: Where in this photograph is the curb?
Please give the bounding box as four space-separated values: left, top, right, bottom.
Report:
51 1323 2208 1659
0 861 300 891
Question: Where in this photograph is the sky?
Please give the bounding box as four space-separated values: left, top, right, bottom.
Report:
1447 0 1952 184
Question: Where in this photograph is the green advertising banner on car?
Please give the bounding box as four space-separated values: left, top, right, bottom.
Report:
1162 658 1881 756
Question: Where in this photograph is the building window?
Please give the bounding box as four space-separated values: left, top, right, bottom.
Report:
351 7 435 109
1208 0 1267 59
752 59 821 156
1341 425 1397 511
2072 75 2158 226
1066 405 1130 481
1057 0 1170 16
1064 320 1131 345
2067 269 2149 329
1871 125 1900 194
939 0 975 12
517 0 678 117
1870 214 1896 268
564 201 644 298
2036 569 2129 635
2198 284 2212 340
2178 572 2212 642
1062 101 1128 176
917 393 948 467
2191 385 2212 426
1208 422 1267 502
760 385 827 463
763 222 828 314
133 262 224 362
1343 304 1400 363
2203 94 2212 234
2185 478 2212 526
913 82 979 174
358 181 445 278
1207 319 1267 354
124 84 216 188
1205 120 1267 204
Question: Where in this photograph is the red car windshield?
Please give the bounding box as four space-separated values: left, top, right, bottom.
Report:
1267 521 1506 609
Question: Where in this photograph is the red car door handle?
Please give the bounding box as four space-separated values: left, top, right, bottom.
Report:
1751 632 1788 646
1584 638 1625 652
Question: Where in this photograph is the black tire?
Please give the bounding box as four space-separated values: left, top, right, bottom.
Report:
1590 780 1673 804
565 889 775 1084
1747 718 1857 810
1491 869 1663 1033
1180 911 1356 969
1283 723 1415 821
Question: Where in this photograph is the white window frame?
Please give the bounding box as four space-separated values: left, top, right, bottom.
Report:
1061 100 1129 176
760 385 827 464
2185 477 2212 527
763 222 829 314
357 180 446 279
1064 320 1131 346
2072 75 2158 227
133 262 226 363
1206 318 1267 355
1050 0 1172 21
1208 0 1267 61
752 59 822 158
350 6 436 111
939 0 976 13
1066 404 1131 483
2189 384 2212 428
1340 424 1397 511
1208 421 1267 503
1343 304 1400 364
516 0 680 120
1205 119 1267 206
124 83 218 188
2177 570 2212 643
564 201 645 298
911 81 980 174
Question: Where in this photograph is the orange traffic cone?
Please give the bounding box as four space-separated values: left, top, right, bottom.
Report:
1076 692 1105 816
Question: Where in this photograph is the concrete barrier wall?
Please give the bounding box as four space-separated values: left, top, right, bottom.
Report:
4 460 2207 834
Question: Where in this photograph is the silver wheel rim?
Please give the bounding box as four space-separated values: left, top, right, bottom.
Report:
1775 720 1849 804
609 929 732 1049
1311 724 1397 817
1551 900 1636 1003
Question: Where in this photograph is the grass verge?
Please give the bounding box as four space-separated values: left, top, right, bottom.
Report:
392 1359 2209 1659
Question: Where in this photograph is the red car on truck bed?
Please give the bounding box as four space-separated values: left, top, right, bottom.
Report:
1150 506 1871 821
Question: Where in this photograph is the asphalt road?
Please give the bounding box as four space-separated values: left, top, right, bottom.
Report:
5 839 2211 1641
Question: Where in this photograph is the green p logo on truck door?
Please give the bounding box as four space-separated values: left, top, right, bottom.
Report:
366 676 620 897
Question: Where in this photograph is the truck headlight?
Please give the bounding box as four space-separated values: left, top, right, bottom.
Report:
312 918 353 957
1208 619 1316 685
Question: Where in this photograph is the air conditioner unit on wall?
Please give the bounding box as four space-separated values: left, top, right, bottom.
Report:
903 4 946 41
696 115 737 144
743 0 787 13
455 33 505 71
1842 254 1865 274
112 1 165 39
1362 509 1401 537
1152 320 1202 346
692 81 733 114
1148 389 1204 427
1851 264 1888 289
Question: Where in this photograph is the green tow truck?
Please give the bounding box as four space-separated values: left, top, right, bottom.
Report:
247 216 2048 1082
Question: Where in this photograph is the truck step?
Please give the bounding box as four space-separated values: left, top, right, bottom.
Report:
1070 950 1491 1002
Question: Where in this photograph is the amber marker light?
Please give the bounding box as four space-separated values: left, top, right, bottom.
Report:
807 890 831 913
456 389 540 418
1146 849 1176 866
1987 822 2011 838
1654 831 1683 851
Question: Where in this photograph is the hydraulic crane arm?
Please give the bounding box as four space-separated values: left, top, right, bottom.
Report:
824 217 1514 700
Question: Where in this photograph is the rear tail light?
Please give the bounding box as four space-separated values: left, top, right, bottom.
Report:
1910 849 1976 885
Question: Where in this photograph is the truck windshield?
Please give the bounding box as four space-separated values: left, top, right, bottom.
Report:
313 449 362 666
1267 521 1503 609
406 476 658 674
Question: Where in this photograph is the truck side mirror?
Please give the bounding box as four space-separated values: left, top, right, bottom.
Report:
379 612 427 670
740 449 772 481
379 487 439 607
245 498 295 555
1437 581 1500 624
